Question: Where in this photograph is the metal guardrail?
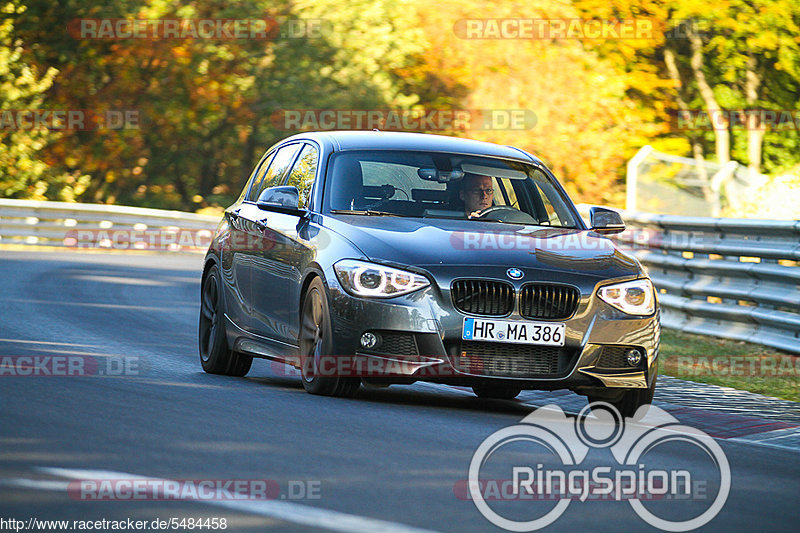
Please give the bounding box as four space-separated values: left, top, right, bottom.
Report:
0 198 220 252
579 205 800 354
2 199 797 352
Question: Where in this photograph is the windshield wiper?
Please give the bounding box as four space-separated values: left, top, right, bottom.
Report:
330 209 401 217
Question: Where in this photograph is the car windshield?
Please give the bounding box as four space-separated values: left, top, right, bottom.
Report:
324 150 580 227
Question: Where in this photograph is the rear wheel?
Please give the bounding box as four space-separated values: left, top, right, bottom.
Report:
298 278 360 397
199 265 252 376
472 383 522 400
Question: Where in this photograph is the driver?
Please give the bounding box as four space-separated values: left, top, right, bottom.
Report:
460 174 495 218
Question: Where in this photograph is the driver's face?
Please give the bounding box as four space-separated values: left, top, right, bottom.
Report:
461 175 494 214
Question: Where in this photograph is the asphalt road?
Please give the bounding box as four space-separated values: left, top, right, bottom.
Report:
0 250 798 532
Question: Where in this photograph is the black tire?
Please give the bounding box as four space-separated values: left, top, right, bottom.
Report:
298 277 360 397
472 383 522 400
199 265 252 376
590 373 657 418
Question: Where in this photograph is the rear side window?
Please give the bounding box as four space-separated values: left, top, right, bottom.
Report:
247 143 302 202
285 144 319 209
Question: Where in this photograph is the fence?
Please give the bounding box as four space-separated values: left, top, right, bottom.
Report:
0 198 220 252
626 145 767 217
602 210 800 354
2 199 798 353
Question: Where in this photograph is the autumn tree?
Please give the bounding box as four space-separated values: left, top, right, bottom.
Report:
0 1 89 200
11 0 430 209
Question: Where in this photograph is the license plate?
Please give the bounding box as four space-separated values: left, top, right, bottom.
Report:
462 318 565 346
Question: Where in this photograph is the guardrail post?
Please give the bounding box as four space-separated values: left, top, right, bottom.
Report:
626 145 654 212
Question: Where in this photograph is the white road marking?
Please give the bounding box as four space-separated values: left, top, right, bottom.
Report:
1 298 194 311
728 427 800 453
4 467 444 533
413 382 472 395
1 478 71 491
0 338 100 347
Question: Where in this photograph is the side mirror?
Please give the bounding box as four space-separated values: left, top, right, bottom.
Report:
257 186 302 214
589 206 625 235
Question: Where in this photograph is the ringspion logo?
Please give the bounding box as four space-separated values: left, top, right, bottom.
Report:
466 403 730 531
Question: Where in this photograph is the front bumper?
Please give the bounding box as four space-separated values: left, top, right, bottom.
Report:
322 264 660 392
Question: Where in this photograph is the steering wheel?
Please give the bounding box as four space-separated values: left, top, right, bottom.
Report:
472 206 538 224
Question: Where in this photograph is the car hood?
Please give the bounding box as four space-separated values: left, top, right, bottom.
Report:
323 215 640 280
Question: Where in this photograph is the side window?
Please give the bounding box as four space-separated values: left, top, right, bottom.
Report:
245 151 276 202
498 178 519 208
248 143 302 202
240 151 275 203
285 144 319 209
534 183 559 224
513 177 564 225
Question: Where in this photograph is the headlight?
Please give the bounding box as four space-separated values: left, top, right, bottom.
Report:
334 259 430 298
598 279 655 316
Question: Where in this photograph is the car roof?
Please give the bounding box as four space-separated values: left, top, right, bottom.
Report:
278 130 543 165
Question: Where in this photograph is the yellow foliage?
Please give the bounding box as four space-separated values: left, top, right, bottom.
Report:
406 0 668 205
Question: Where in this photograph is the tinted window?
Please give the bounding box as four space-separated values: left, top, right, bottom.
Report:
240 151 275 202
519 174 578 226
285 144 319 209
248 143 302 202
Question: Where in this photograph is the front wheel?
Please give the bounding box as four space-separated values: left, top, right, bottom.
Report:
590 373 657 418
199 265 252 376
298 277 360 397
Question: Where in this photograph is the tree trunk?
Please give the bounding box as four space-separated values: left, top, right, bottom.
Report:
687 24 729 165
664 47 713 203
745 53 765 176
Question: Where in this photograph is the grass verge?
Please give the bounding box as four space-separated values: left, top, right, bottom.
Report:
659 329 799 402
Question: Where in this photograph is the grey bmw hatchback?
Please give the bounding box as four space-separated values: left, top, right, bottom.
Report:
199 131 659 416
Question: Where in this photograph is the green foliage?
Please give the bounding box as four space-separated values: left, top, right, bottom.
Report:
573 0 800 173
0 1 89 200
7 0 430 208
2 0 800 209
